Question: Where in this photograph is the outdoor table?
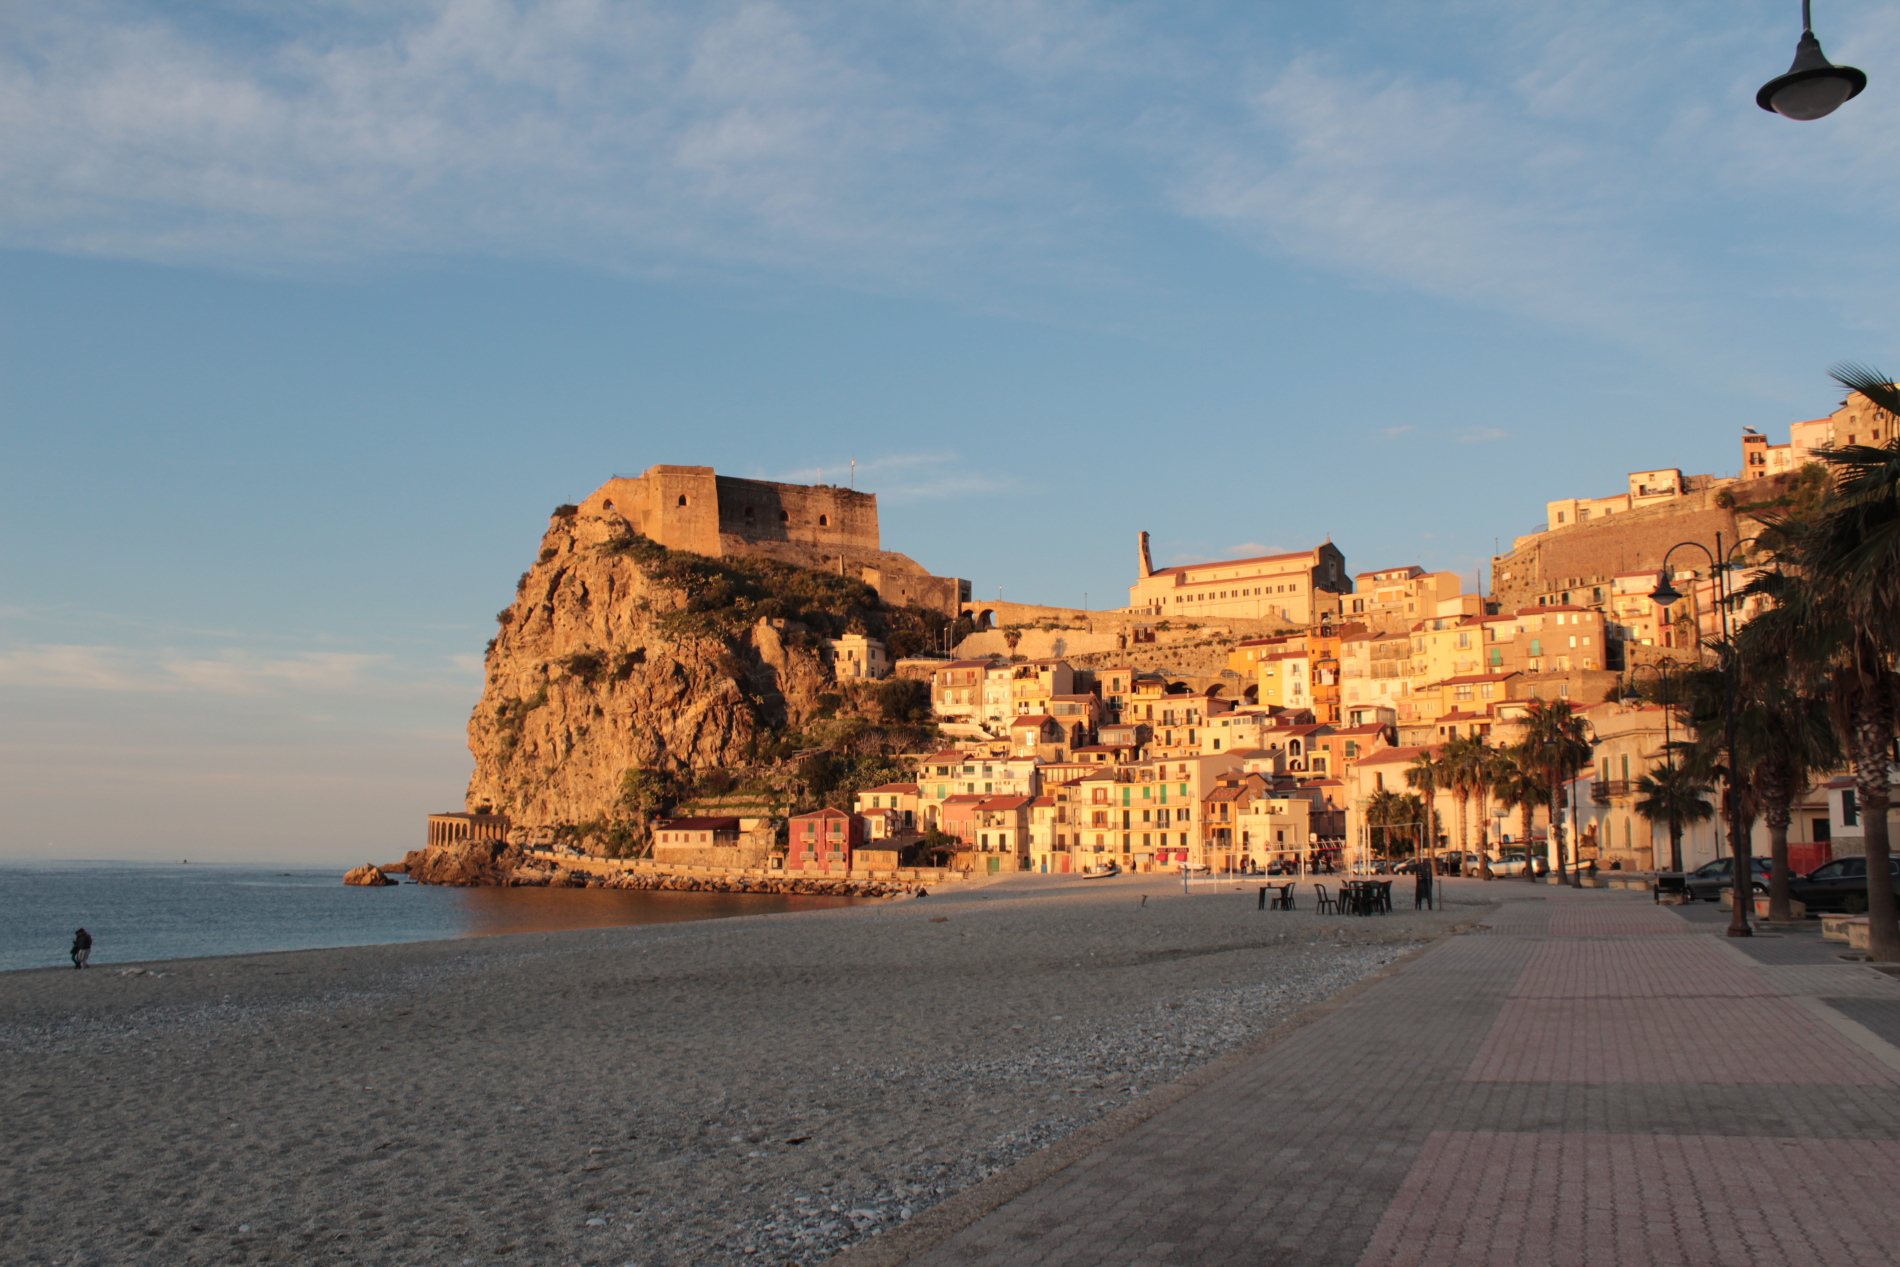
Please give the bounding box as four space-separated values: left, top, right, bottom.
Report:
1340 880 1389 916
1257 883 1296 911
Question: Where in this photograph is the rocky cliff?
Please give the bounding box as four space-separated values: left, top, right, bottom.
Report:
457 502 942 857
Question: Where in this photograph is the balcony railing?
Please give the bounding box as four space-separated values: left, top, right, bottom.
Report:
1591 780 1634 804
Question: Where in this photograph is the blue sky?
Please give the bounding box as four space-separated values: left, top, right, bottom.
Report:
3 0 1896 862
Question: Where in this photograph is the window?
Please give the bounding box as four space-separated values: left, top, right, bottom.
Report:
1530 639 1542 657
818 514 830 526
1843 789 1859 826
677 494 688 506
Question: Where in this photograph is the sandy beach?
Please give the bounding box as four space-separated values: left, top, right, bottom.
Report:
2 872 1493 1266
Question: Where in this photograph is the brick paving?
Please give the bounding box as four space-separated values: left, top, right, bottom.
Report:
893 883 1900 1267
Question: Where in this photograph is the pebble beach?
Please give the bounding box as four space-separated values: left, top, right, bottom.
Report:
1 872 1492 1266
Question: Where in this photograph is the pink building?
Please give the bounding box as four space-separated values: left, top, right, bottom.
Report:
786 808 867 871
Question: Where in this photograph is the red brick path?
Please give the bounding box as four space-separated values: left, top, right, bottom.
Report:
900 886 1900 1266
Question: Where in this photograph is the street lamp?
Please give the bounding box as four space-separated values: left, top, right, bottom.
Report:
1622 658 1684 874
1649 534 1762 937
1758 1 1867 120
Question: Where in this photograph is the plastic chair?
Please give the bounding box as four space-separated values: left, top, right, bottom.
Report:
1273 883 1295 910
1314 884 1337 915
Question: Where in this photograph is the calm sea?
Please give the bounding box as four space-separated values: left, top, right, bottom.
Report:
0 861 878 973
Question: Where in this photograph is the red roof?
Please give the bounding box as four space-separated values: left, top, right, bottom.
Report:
789 807 854 821
1010 714 1055 728
1353 745 1440 766
1149 549 1312 577
980 795 1033 810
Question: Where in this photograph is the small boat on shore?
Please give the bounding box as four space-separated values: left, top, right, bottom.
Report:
1079 863 1121 879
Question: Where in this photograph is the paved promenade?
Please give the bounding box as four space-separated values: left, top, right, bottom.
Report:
890 882 1900 1267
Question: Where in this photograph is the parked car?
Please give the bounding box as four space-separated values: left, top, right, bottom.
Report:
1491 850 1549 877
1670 856 1772 902
1789 856 1900 914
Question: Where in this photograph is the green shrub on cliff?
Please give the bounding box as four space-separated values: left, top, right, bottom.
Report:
596 530 951 652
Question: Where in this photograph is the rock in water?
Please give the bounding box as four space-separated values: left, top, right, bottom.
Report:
342 865 398 887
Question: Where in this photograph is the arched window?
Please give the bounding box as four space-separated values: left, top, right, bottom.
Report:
779 510 790 522
677 494 688 507
819 514 830 526
744 506 755 521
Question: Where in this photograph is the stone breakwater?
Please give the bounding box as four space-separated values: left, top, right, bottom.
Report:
508 866 914 898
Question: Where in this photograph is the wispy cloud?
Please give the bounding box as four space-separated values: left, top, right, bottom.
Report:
0 644 393 695
1458 427 1510 443
771 451 1020 501
0 1 1133 294
1381 425 1416 437
3 2 1899 372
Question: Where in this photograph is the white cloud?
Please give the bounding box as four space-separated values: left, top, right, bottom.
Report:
0 643 392 695
1459 427 1510 443
4 1 1899 370
772 451 1019 501
0 1 1129 292
0 645 158 692
1381 425 1416 437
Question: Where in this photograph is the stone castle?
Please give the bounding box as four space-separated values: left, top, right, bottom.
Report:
579 464 968 614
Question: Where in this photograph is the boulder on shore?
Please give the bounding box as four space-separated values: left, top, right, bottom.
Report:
343 864 398 887
399 839 530 886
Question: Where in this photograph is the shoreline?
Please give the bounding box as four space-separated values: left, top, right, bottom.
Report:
0 866 906 975
2 873 1495 1266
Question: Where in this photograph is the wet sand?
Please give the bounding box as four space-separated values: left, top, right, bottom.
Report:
1 872 1491 1266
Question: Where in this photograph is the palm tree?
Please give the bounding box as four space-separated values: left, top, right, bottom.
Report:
1737 361 1900 957
1492 744 1546 881
1442 734 1495 878
1632 762 1715 871
1405 749 1446 872
1518 698 1593 887
1364 788 1420 864
1721 615 1842 919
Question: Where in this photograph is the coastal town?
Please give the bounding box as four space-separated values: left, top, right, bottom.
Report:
421 387 1894 892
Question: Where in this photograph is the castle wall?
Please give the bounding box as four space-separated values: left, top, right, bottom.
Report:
1492 500 1739 612
579 465 721 556
577 466 964 613
715 477 880 554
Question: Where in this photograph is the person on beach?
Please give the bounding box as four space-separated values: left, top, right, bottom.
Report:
71 928 92 969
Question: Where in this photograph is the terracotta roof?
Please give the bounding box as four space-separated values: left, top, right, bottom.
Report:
980 795 1033 810
789 807 854 820
1148 548 1314 577
1353 745 1440 766
942 794 986 805
1010 714 1055 727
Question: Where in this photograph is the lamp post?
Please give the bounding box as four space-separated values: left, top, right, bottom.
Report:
1650 534 1757 937
1757 1 1867 120
1622 658 1683 873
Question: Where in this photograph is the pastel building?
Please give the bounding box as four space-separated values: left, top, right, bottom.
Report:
1128 534 1349 624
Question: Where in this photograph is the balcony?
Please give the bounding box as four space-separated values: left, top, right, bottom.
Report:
1592 780 1634 804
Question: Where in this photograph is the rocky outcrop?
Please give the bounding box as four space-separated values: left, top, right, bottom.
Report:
398 839 529 887
342 865 397 887
439 504 937 872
